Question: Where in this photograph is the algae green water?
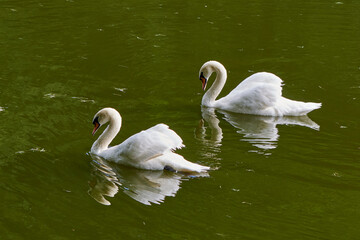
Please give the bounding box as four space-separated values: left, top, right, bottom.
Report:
1 0 359 239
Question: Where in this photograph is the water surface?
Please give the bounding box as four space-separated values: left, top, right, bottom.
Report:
1 0 360 239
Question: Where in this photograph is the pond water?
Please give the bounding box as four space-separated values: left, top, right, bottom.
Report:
1 0 359 239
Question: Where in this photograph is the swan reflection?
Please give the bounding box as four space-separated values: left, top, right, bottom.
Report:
88 155 208 206
195 107 223 161
197 107 319 152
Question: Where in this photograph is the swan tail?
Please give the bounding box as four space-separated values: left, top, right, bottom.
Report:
295 102 322 116
161 153 210 173
279 98 321 116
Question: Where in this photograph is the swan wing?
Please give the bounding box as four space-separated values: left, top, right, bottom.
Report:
114 124 184 163
217 72 283 112
221 72 321 116
235 72 283 91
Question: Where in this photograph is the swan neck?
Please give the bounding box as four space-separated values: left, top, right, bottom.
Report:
202 66 227 107
91 115 122 154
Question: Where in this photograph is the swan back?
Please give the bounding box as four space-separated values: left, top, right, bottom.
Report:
104 124 184 163
235 72 283 91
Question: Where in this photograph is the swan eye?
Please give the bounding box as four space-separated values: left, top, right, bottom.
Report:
200 72 207 91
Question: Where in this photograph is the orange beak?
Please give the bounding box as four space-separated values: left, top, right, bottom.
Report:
200 73 207 91
92 122 100 135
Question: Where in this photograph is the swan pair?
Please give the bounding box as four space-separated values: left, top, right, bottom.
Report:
90 61 321 172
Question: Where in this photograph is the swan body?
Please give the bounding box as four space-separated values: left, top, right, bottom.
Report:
90 108 209 173
199 61 321 116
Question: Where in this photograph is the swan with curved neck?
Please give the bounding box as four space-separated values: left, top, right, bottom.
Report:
90 108 209 173
199 61 321 116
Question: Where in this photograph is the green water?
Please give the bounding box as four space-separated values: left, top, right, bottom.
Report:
1 0 359 239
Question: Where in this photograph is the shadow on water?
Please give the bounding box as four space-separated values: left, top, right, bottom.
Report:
196 107 320 153
88 154 208 206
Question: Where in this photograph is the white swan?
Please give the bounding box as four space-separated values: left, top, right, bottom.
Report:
199 61 321 116
90 108 209 173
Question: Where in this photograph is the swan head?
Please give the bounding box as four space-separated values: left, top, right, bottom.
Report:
199 61 226 91
92 108 121 135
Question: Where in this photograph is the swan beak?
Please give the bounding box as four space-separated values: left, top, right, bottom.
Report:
92 121 100 135
200 73 207 91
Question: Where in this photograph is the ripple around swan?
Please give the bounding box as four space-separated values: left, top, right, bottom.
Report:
43 93 96 104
